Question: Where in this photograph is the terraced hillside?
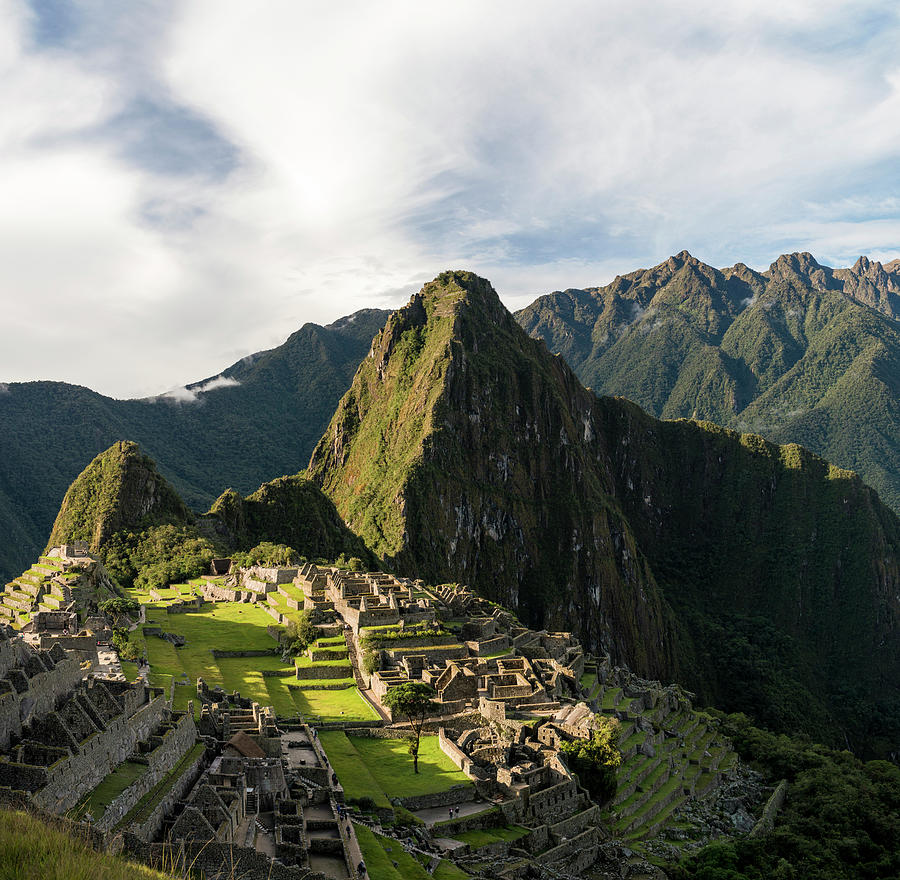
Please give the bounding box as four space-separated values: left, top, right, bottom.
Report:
0 548 118 629
578 656 751 858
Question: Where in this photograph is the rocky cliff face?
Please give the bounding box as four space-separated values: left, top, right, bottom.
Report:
311 271 900 755
46 441 191 552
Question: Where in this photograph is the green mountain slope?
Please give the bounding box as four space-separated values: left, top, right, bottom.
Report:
516 251 900 515
310 271 900 756
0 308 390 583
46 440 190 551
45 441 369 591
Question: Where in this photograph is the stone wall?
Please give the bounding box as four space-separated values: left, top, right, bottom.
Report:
750 779 788 837
0 643 84 751
384 644 467 665
430 805 503 836
479 697 507 722
294 664 353 680
95 712 199 832
32 691 169 813
128 744 209 841
397 783 474 811
438 727 477 777
526 777 579 823
125 835 319 880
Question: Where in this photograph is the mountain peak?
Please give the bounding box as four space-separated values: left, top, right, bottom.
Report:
767 251 835 290
418 270 506 321
46 441 190 552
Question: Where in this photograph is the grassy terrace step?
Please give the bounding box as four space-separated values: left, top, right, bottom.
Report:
276 582 306 602
718 751 737 772
615 761 673 814
76 760 149 820
115 743 206 830
453 825 531 848
616 775 685 834
356 823 469 880
694 770 718 798
600 687 622 710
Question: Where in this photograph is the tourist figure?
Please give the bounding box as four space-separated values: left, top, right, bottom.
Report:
449 807 453 820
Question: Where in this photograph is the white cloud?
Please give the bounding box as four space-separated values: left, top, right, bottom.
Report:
157 373 240 403
0 0 899 396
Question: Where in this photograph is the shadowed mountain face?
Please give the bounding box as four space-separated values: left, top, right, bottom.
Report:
515 251 900 517
0 309 391 583
310 270 900 756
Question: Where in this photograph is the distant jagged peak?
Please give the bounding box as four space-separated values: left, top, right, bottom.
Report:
765 251 837 291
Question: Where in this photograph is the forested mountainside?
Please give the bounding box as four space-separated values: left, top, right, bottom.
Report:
0 308 390 583
46 441 367 592
310 271 900 756
515 251 900 516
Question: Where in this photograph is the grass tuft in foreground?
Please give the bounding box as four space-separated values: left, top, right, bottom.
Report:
0 808 176 880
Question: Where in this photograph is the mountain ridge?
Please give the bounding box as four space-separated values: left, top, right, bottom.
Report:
516 251 900 513
0 308 391 583
310 269 900 756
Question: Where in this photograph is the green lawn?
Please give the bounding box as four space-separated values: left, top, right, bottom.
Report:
451 825 530 847
76 761 148 820
121 599 377 720
320 733 471 802
355 823 469 880
290 686 379 722
319 732 391 809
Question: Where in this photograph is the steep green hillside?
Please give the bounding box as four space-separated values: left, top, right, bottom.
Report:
0 809 178 880
46 441 370 590
203 473 375 567
310 271 680 679
46 441 191 551
310 271 900 756
0 308 389 582
516 251 900 514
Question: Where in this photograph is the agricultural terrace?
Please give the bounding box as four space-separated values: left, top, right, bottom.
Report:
318 732 472 807
120 592 377 721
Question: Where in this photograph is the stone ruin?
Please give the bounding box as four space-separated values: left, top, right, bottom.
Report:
437 713 605 876
0 624 196 821
0 545 117 632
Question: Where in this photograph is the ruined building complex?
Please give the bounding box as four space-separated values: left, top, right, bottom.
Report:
0 552 755 880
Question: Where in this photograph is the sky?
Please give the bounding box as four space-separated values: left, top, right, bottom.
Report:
2 0 900 398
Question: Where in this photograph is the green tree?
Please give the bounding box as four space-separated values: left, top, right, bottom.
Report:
381 683 436 774
98 597 139 623
284 610 317 655
362 648 380 676
558 715 622 804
